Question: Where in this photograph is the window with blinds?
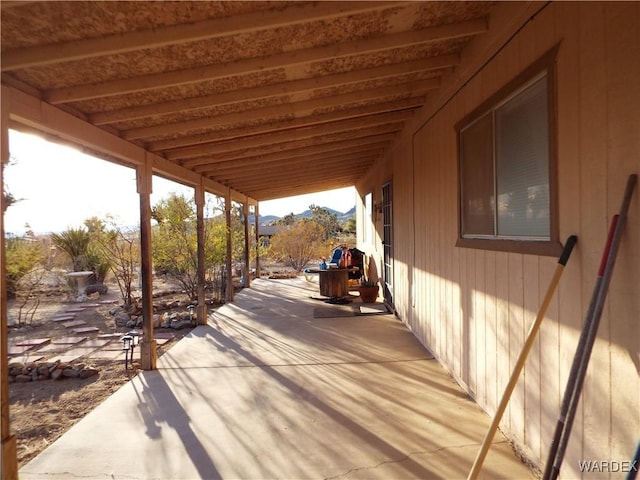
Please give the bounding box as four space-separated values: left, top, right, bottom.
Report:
457 47 560 256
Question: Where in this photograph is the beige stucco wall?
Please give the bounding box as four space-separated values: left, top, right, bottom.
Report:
357 2 639 477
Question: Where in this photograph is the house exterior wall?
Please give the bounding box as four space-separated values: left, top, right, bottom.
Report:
357 2 639 477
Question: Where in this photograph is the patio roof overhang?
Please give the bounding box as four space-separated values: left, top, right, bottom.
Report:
0 1 500 202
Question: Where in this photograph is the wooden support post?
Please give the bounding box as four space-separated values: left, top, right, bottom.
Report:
225 190 234 302
195 182 208 325
136 158 156 370
254 203 260 278
243 201 251 288
1 93 18 480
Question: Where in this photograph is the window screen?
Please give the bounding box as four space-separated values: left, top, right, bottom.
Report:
459 74 550 241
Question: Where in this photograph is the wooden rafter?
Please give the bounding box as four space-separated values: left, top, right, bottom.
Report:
123 79 436 140
1 2 405 71
147 98 421 152
44 19 484 103
164 110 413 161
91 55 457 125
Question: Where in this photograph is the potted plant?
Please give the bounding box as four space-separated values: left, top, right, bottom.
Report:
358 277 379 303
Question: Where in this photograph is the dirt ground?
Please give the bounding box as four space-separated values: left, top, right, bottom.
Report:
7 284 198 468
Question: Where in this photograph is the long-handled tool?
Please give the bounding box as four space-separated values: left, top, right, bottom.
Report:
467 235 578 480
543 173 637 480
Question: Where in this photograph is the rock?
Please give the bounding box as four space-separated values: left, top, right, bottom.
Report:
62 368 80 378
115 313 131 326
51 369 63 380
37 365 50 376
153 314 161 328
79 368 98 379
86 283 108 295
126 319 137 328
15 374 32 383
170 319 190 330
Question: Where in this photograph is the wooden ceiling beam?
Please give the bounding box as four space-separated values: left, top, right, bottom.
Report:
148 98 420 151
91 55 456 125
250 178 358 201
207 148 383 177
165 110 412 160
237 169 369 195
229 169 370 193
44 19 485 103
2 85 252 203
216 157 375 185
189 133 395 170
2 2 403 71
124 79 436 141
197 143 387 175
176 121 403 165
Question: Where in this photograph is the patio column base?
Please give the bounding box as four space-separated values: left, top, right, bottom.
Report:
141 339 157 370
198 304 208 325
2 433 18 480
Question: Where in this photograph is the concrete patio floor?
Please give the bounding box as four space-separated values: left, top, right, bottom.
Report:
20 277 534 480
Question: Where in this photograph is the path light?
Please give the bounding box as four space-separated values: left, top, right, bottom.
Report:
121 331 141 370
121 334 132 370
188 304 196 326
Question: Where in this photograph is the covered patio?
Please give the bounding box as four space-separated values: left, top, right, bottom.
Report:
4 2 637 477
19 277 533 479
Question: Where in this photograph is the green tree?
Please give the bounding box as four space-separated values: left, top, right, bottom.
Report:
269 220 325 271
5 236 44 299
152 194 199 299
343 216 356 234
309 204 341 240
276 212 296 226
151 193 249 300
92 218 139 306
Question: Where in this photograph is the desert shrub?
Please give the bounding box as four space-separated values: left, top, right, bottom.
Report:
269 220 325 272
152 194 246 301
5 236 44 299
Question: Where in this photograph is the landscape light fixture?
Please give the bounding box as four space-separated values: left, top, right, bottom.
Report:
188 304 196 325
121 332 141 370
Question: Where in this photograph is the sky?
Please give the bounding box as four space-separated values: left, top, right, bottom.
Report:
3 130 356 235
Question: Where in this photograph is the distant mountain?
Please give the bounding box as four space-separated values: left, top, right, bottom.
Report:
248 206 355 226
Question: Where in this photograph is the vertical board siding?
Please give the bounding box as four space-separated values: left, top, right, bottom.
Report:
379 2 639 478
605 3 640 470
577 3 612 473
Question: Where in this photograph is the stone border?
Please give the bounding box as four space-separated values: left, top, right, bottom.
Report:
8 360 99 383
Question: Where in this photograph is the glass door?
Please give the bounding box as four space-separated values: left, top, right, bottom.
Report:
382 181 393 306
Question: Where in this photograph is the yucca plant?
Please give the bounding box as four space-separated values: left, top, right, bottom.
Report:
50 228 91 271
